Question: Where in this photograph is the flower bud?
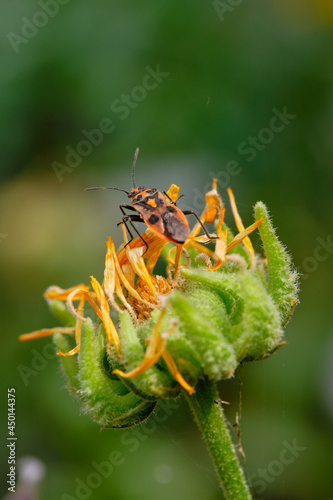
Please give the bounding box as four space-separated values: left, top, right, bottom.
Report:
20 185 299 429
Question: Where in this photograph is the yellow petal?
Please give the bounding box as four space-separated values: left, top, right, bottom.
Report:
90 276 121 355
172 243 183 283
66 288 102 323
57 344 80 357
226 218 263 254
113 308 194 394
165 184 180 202
166 244 191 282
217 207 225 236
227 187 257 267
126 246 157 296
117 224 166 277
113 309 167 378
114 271 136 318
66 289 87 322
103 238 122 313
44 284 90 301
162 351 195 395
108 239 154 319
214 234 228 262
113 343 165 379
204 178 223 223
19 327 75 342
145 229 169 275
110 239 143 305
188 179 222 239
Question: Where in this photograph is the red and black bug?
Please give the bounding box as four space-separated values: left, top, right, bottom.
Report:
86 148 216 253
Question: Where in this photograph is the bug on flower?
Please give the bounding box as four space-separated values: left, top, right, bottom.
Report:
86 148 217 252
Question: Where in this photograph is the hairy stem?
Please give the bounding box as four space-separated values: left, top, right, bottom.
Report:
183 379 252 500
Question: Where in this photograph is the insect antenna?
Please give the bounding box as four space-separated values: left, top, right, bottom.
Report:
132 147 139 189
86 148 139 193
85 187 130 194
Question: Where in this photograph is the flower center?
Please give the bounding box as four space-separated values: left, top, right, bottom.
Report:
130 275 171 321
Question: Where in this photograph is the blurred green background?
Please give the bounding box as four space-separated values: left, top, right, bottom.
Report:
1 1 333 499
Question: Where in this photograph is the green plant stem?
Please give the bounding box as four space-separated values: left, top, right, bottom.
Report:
183 378 252 500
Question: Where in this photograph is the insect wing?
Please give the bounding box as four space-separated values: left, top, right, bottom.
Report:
160 208 190 243
143 209 169 240
133 190 190 244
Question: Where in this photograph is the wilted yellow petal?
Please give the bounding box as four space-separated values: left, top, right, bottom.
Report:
217 207 225 236
126 246 157 296
116 275 136 318
44 284 90 301
226 218 263 254
162 351 195 395
227 187 257 267
113 340 165 379
166 244 191 282
188 179 222 240
172 244 183 283
103 238 122 313
204 178 223 223
110 243 154 316
57 344 80 357
122 262 135 286
145 229 168 275
115 305 195 394
66 288 102 322
90 276 121 355
165 184 180 202
19 327 75 341
214 234 228 263
113 309 166 378
117 223 166 277
111 237 151 309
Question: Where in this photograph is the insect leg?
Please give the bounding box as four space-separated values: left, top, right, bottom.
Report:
182 210 217 240
118 210 149 254
118 216 134 244
126 217 149 254
163 191 185 205
119 203 138 213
